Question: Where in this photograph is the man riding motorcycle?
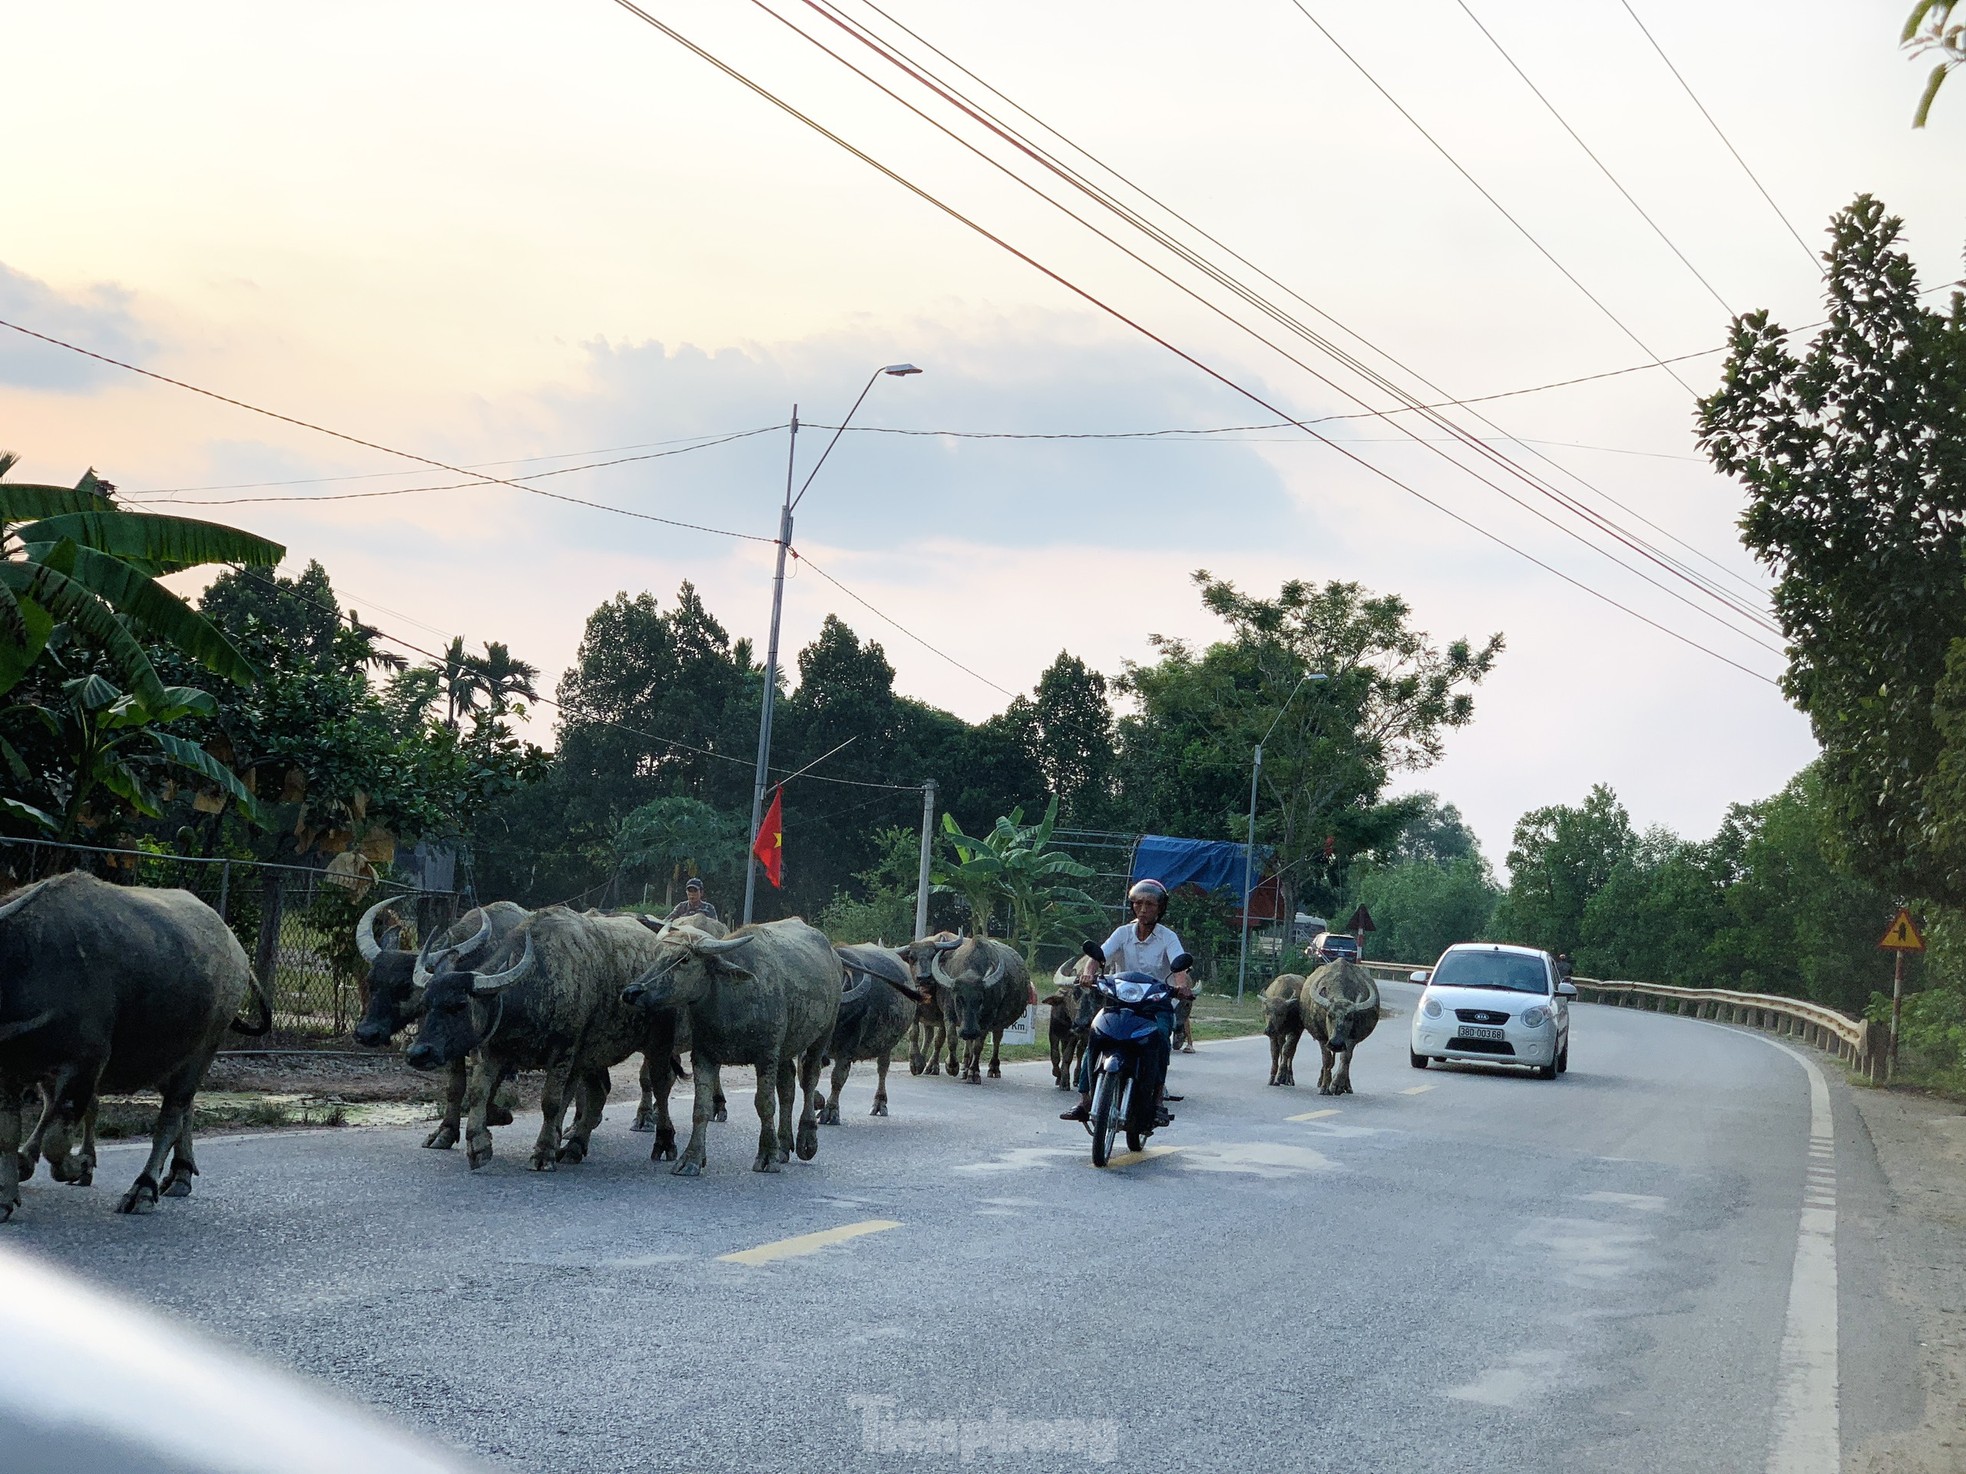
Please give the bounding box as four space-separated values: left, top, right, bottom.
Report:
1060 878 1194 1126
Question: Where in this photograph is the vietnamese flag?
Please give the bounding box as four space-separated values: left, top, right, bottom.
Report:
753 787 784 888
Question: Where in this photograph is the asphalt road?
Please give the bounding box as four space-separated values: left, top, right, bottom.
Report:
3 983 1911 1473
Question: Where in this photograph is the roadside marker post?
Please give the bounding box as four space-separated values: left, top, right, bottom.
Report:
1879 907 1927 1082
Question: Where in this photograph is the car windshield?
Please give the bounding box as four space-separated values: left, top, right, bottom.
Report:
1431 950 1548 994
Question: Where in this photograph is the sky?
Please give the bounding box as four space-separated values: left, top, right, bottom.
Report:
3 1 1962 872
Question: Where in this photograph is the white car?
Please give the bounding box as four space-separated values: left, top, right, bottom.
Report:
1408 942 1575 1080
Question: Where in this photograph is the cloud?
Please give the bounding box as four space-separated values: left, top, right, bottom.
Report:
0 262 153 391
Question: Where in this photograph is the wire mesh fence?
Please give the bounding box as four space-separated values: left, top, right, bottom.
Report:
0 837 464 1046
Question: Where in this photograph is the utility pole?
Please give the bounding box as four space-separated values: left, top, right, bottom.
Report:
1236 744 1263 1002
743 406 798 926
914 779 937 941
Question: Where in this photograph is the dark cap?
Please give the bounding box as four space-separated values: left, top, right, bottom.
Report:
685 877 704 892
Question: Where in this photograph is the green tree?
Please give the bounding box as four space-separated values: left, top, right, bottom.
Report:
1905 2 1965 124
1350 855 1499 966
934 797 1102 961
1119 572 1502 919
817 825 923 944
615 795 743 908
1382 791 1483 866
1027 652 1115 826
1699 197 1966 905
1 459 283 711
1576 828 1729 984
1494 784 1635 953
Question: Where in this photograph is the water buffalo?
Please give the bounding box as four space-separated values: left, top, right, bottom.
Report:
930 936 1031 1084
352 897 528 1149
1261 973 1307 1086
896 933 957 1075
405 907 682 1171
621 917 841 1176
1304 959 1380 1096
1041 960 1092 1090
818 944 923 1122
630 911 728 1131
0 872 270 1219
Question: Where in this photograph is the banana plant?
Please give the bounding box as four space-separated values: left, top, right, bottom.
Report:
0 665 259 842
0 456 285 708
934 796 1103 962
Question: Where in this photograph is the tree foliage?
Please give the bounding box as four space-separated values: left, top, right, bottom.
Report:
934 797 1102 961
1904 1 1965 125
1699 197 1966 905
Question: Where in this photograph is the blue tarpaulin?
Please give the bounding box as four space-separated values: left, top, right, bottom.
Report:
1129 835 1272 902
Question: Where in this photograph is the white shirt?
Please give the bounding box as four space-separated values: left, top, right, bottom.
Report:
1097 922 1186 981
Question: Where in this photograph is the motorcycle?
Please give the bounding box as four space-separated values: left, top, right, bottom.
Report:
1077 941 1194 1167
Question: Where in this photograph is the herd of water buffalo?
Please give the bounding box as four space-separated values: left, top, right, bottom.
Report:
0 872 1392 1224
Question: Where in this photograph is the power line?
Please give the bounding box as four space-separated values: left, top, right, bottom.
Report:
602 0 1782 685
786 0 1779 637
756 0 1781 643
124 426 786 500
1285 1 1700 398
0 316 777 545
1616 0 1821 274
790 548 1017 697
1452 0 1733 316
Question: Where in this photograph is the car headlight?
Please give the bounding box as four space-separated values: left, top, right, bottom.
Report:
1520 1006 1549 1029
1423 997 1442 1018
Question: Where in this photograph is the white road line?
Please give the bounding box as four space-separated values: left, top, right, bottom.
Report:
1757 1037 1840 1474
1399 1084 1435 1096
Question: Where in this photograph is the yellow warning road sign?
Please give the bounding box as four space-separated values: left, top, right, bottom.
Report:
1880 908 1926 952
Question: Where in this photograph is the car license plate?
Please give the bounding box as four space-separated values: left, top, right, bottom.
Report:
1460 1025 1506 1041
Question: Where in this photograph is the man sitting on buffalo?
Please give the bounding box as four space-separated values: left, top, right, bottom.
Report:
1059 878 1193 1126
665 877 718 924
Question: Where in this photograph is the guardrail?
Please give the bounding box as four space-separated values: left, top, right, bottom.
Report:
1356 959 1885 1083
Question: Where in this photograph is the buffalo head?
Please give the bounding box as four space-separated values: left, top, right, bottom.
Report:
402 931 534 1072
623 922 755 1012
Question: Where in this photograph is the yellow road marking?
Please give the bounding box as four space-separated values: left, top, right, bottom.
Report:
1287 1109 1341 1122
1102 1145 1184 1168
1400 1084 1436 1096
718 1219 901 1265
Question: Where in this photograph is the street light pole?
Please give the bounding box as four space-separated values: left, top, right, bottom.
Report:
1235 671 1329 1001
742 365 922 925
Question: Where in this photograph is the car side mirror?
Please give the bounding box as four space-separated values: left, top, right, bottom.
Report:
1556 980 1577 998
1409 970 1430 985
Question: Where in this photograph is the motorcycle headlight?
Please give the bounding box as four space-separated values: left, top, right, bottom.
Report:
1115 980 1150 1004
1520 1006 1549 1029
1423 997 1442 1018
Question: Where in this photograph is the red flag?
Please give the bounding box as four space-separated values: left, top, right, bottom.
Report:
753 787 784 888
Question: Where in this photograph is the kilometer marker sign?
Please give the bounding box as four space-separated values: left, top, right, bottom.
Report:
1880 908 1926 952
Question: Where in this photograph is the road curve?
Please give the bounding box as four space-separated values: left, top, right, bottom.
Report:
1 982 1899 1473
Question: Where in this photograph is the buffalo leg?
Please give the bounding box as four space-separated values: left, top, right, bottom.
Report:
426 1059 467 1150
530 1065 573 1171
558 1067 610 1164
646 1053 680 1163
18 1084 48 1180
795 1041 824 1161
1316 1041 1336 1094
119 1069 199 1215
908 1022 928 1076
632 1056 656 1132
871 1051 891 1117
163 1108 199 1198
773 1058 798 1164
463 1055 500 1170
1281 1028 1302 1087
987 1027 1004 1079
822 1056 851 1125
77 1101 98 1186
751 1061 784 1173
1331 1044 1355 1095
0 1079 23 1222
1267 1029 1284 1086
39 1062 103 1186
674 1059 719 1176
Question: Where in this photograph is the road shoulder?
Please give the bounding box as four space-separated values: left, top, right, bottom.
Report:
1844 1084 1966 1473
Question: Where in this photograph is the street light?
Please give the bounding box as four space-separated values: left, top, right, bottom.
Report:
742 364 923 924
1236 671 1329 1000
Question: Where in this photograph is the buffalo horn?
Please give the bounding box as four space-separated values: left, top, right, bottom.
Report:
931 950 957 989
471 933 536 995
982 946 1008 990
0 884 43 927
355 897 395 965
688 933 752 958
447 909 494 965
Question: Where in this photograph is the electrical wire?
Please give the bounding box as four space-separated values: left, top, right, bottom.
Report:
602 0 1782 685
789 548 1017 697
1285 0 1700 398
743 0 1783 642
1616 0 1821 274
0 316 777 545
1452 0 1733 317
123 426 786 501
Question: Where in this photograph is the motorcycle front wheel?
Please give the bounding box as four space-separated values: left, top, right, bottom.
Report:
1090 1071 1127 1167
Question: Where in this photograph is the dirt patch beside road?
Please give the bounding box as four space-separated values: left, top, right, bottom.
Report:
1847 1085 1966 1474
